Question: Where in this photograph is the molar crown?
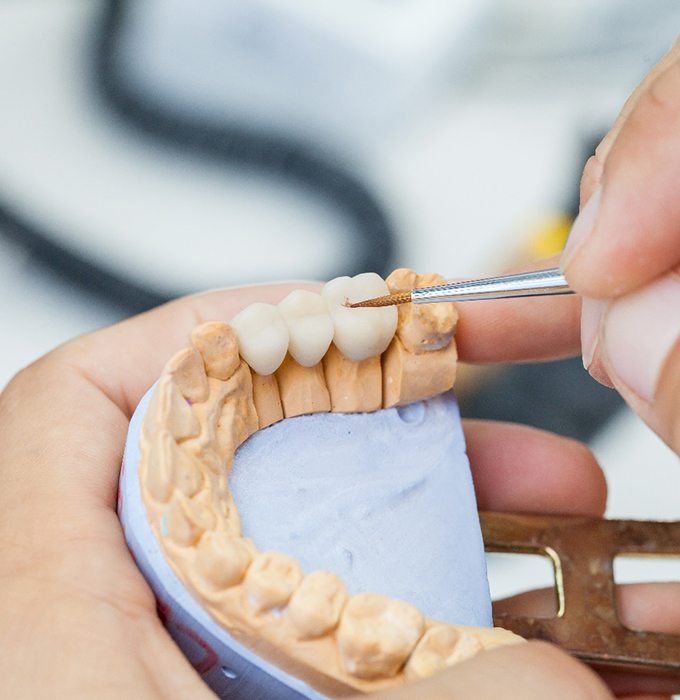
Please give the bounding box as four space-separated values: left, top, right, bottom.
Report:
337 592 424 679
244 551 303 612
288 571 348 639
405 624 482 680
195 531 253 589
322 273 397 362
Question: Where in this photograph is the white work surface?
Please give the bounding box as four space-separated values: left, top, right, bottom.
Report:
1 0 678 676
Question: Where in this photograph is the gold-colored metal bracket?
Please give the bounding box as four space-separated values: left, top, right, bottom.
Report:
480 511 680 675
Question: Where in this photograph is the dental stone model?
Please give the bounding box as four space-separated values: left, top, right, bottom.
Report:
120 269 524 699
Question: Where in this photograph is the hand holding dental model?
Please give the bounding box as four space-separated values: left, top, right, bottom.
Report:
561 37 680 453
1 41 680 700
123 269 514 699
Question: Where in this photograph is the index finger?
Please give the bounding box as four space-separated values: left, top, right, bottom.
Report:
456 256 581 363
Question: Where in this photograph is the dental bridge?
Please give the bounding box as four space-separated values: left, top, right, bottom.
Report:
127 268 680 697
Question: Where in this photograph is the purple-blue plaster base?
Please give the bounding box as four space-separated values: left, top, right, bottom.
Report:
230 392 491 626
120 387 491 699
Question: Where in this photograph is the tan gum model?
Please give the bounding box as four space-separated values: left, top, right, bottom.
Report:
138 270 524 695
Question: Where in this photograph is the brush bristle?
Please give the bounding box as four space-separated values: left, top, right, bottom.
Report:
346 291 412 308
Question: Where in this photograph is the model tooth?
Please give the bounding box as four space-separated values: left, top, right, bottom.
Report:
164 493 215 547
164 379 200 440
214 365 259 454
167 436 204 497
146 431 203 502
165 347 209 403
404 624 483 681
336 592 424 679
191 321 240 380
277 290 335 367
143 376 199 443
145 436 174 503
322 273 397 362
386 269 458 354
244 551 303 612
251 371 283 429
195 532 254 589
478 626 527 650
288 571 348 639
230 304 289 376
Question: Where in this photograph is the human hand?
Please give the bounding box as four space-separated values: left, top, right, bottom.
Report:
1 278 676 699
375 43 680 694
560 38 680 454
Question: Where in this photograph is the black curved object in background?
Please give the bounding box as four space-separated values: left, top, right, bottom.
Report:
94 0 397 294
0 0 397 315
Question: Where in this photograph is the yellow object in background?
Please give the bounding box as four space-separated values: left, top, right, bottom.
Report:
524 213 573 259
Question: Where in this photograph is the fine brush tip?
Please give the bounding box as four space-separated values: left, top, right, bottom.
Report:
345 291 412 308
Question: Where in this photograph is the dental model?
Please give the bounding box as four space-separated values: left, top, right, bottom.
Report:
121 270 524 698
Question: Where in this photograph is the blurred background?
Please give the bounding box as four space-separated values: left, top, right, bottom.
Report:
1 0 679 610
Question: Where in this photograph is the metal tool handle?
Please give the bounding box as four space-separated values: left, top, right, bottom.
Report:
412 267 572 304
481 511 680 676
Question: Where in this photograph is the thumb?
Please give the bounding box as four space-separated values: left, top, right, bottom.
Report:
594 270 680 453
561 50 680 298
369 642 611 700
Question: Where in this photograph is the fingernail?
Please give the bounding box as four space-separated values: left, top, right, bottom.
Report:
580 298 608 369
560 184 602 273
602 273 680 401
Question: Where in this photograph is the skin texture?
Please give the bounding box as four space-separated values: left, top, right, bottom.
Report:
566 38 680 298
560 39 680 460
0 279 678 699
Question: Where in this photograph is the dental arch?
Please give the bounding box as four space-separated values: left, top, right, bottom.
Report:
139 269 523 695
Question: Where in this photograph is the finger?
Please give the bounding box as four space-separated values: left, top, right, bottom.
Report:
495 582 680 634
617 581 680 634
494 583 680 697
580 37 680 204
493 583 680 697
456 255 582 364
562 52 680 298
599 672 677 699
492 587 556 618
580 297 614 388
369 641 611 699
463 419 607 516
596 271 680 453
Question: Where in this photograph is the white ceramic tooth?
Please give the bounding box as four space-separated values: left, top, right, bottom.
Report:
230 303 290 376
322 273 397 362
277 290 334 367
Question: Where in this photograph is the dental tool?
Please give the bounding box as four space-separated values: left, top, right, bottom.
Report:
348 267 572 308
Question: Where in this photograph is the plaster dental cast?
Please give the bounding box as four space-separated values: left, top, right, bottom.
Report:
2 36 680 700
120 269 522 698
